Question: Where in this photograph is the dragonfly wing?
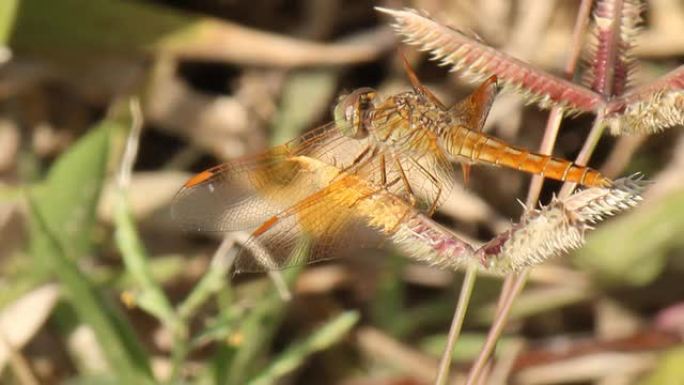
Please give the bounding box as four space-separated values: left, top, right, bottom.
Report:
382 132 458 215
234 201 360 272
234 156 382 272
172 122 372 232
172 151 311 231
405 150 458 214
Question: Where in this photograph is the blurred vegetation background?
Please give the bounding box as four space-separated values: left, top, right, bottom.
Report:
1 0 684 384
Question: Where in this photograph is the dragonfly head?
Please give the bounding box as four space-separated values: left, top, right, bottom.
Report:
334 87 377 139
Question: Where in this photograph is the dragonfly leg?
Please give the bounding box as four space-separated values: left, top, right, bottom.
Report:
339 145 373 175
387 206 412 235
411 160 443 217
348 176 402 209
393 158 418 207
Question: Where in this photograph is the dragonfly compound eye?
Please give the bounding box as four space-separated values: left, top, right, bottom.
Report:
334 87 376 139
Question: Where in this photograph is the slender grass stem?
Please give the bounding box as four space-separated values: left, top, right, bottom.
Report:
115 99 189 383
464 270 528 385
526 0 594 206
464 1 595 383
177 237 237 320
525 108 564 205
433 264 478 385
559 111 608 198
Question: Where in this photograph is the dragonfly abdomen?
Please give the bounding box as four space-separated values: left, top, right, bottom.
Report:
448 128 611 187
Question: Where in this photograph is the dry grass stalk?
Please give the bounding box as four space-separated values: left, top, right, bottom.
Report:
377 4 684 135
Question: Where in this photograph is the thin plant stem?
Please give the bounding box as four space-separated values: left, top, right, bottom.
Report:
117 99 143 190
492 274 516 327
465 1 595 383
433 263 478 385
525 109 564 205
233 231 293 301
177 236 237 320
475 362 491 385
268 270 293 301
115 99 188 383
594 0 623 97
559 111 607 198
464 270 529 385
487 339 525 385
526 0 594 205
467 70 608 385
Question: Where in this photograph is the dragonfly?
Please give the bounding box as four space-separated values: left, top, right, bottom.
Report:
173 59 611 272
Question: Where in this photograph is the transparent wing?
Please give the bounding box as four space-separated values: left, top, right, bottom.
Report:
172 122 374 232
390 139 458 215
233 155 412 272
173 105 460 272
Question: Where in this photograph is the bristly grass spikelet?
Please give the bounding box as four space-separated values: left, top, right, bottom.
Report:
477 174 645 273
375 6 604 113
387 175 645 274
584 0 644 96
604 68 684 134
376 3 684 135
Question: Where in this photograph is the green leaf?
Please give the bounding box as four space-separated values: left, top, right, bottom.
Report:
574 190 684 286
28 192 153 383
114 186 186 381
247 311 360 385
30 121 112 260
638 346 684 385
9 0 196 58
114 193 178 327
215 268 301 385
0 0 19 44
27 120 153 383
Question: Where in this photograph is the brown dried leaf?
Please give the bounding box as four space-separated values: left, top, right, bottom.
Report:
0 285 60 374
161 20 395 67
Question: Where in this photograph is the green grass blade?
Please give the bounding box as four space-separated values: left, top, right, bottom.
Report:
30 122 112 259
217 268 300 385
177 239 236 321
270 69 338 145
638 346 684 385
247 311 359 385
28 196 153 383
0 0 18 44
370 255 406 337
10 0 196 57
114 195 179 329
27 120 153 383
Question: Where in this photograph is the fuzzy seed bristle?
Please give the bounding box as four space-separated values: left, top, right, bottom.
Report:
604 66 684 134
376 7 603 113
479 174 646 273
584 0 644 96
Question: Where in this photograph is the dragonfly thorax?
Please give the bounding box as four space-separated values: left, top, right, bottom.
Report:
371 91 454 143
334 87 377 139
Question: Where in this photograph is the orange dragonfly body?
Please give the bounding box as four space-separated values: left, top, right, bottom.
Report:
173 63 610 272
